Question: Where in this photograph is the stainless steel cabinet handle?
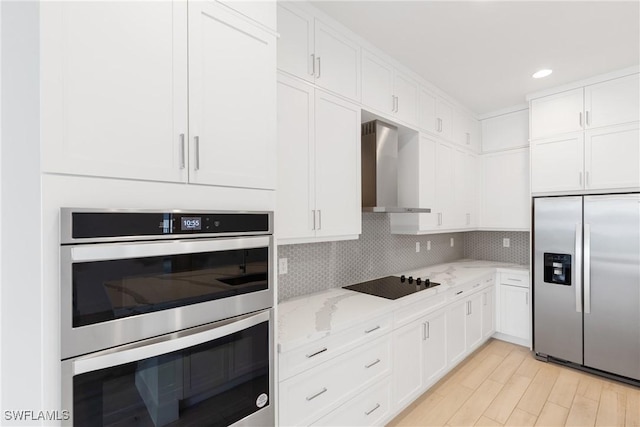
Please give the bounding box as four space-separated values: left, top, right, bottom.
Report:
364 325 380 334
305 347 327 359
310 54 316 76
455 290 463 295
306 387 327 401
391 95 395 112
586 110 590 126
575 223 583 313
438 212 442 226
396 95 399 113
312 210 316 230
579 112 583 128
483 293 487 306
194 136 200 171
365 359 381 369
466 132 470 145
317 210 322 230
365 403 381 416
584 224 591 314
437 118 443 132
425 321 430 339
179 134 185 169
316 56 321 78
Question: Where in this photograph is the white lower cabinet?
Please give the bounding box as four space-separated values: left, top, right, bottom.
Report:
496 272 531 346
482 286 496 339
393 309 447 409
311 377 392 427
279 333 391 426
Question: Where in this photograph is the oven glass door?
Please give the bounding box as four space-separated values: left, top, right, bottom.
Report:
66 311 272 427
67 237 270 327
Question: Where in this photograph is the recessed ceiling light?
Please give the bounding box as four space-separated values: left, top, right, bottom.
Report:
532 69 553 79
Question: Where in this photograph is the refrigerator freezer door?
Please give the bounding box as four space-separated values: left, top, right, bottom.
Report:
533 196 583 364
583 194 640 381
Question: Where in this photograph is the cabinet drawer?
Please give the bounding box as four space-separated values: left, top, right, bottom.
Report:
279 314 392 380
449 273 494 301
311 377 392 427
279 334 392 426
500 272 529 288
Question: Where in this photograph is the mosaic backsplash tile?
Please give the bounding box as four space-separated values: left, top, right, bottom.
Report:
276 214 531 301
463 231 530 266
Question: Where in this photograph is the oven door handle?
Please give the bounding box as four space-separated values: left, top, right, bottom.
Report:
69 235 271 262
72 310 270 375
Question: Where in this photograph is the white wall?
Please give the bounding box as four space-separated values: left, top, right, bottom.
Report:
1 1 44 424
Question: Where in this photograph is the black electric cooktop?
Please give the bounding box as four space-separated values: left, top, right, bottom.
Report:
343 275 440 300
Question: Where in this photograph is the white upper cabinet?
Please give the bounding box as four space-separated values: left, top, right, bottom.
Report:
361 50 395 114
481 109 529 152
41 0 277 190
531 73 639 140
277 3 360 102
584 74 640 129
529 72 639 194
418 88 438 135
276 73 361 243
277 3 315 82
530 133 584 193
360 50 417 125
481 149 530 230
188 1 276 189
394 71 418 125
41 1 188 182
453 108 481 152
584 124 640 190
530 88 584 139
436 98 454 140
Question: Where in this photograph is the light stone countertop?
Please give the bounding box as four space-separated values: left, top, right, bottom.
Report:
277 259 529 353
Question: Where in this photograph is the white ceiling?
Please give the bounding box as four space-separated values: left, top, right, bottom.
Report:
310 1 640 116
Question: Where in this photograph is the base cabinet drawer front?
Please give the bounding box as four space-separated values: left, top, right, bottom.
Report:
311 377 392 427
500 272 529 288
279 314 392 380
279 334 392 426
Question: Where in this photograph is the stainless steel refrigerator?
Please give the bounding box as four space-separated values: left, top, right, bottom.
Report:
533 193 640 383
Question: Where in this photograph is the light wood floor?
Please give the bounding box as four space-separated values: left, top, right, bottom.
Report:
388 339 640 427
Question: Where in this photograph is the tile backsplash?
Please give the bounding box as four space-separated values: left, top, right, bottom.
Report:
276 215 531 301
463 231 530 265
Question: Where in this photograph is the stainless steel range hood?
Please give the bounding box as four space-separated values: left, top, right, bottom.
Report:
361 120 430 213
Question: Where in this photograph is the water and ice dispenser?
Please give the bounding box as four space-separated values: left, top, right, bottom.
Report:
543 253 572 286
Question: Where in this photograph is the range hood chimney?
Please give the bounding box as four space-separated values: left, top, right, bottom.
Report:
361 120 430 213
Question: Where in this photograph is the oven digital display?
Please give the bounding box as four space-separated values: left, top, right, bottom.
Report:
181 217 202 231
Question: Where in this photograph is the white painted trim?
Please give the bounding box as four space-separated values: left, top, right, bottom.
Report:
276 234 360 246
525 65 640 101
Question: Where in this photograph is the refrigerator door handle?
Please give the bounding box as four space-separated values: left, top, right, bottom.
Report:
584 223 591 314
575 223 583 313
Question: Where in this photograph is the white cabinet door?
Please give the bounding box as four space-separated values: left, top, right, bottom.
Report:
361 50 394 114
480 149 530 230
418 136 439 231
418 87 438 134
436 99 454 140
314 90 362 238
530 133 584 193
584 124 640 190
218 0 276 30
453 108 472 148
499 285 530 340
41 1 188 182
469 118 483 153
314 20 360 101
466 293 483 350
530 88 584 139
276 75 315 240
393 321 424 409
277 3 314 82
481 109 529 152
189 1 276 189
423 310 447 386
394 71 418 125
446 300 467 366
482 287 496 339
465 153 479 228
434 142 455 229
585 74 640 129
452 148 468 229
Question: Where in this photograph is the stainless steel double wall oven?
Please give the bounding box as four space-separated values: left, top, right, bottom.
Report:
60 209 275 426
